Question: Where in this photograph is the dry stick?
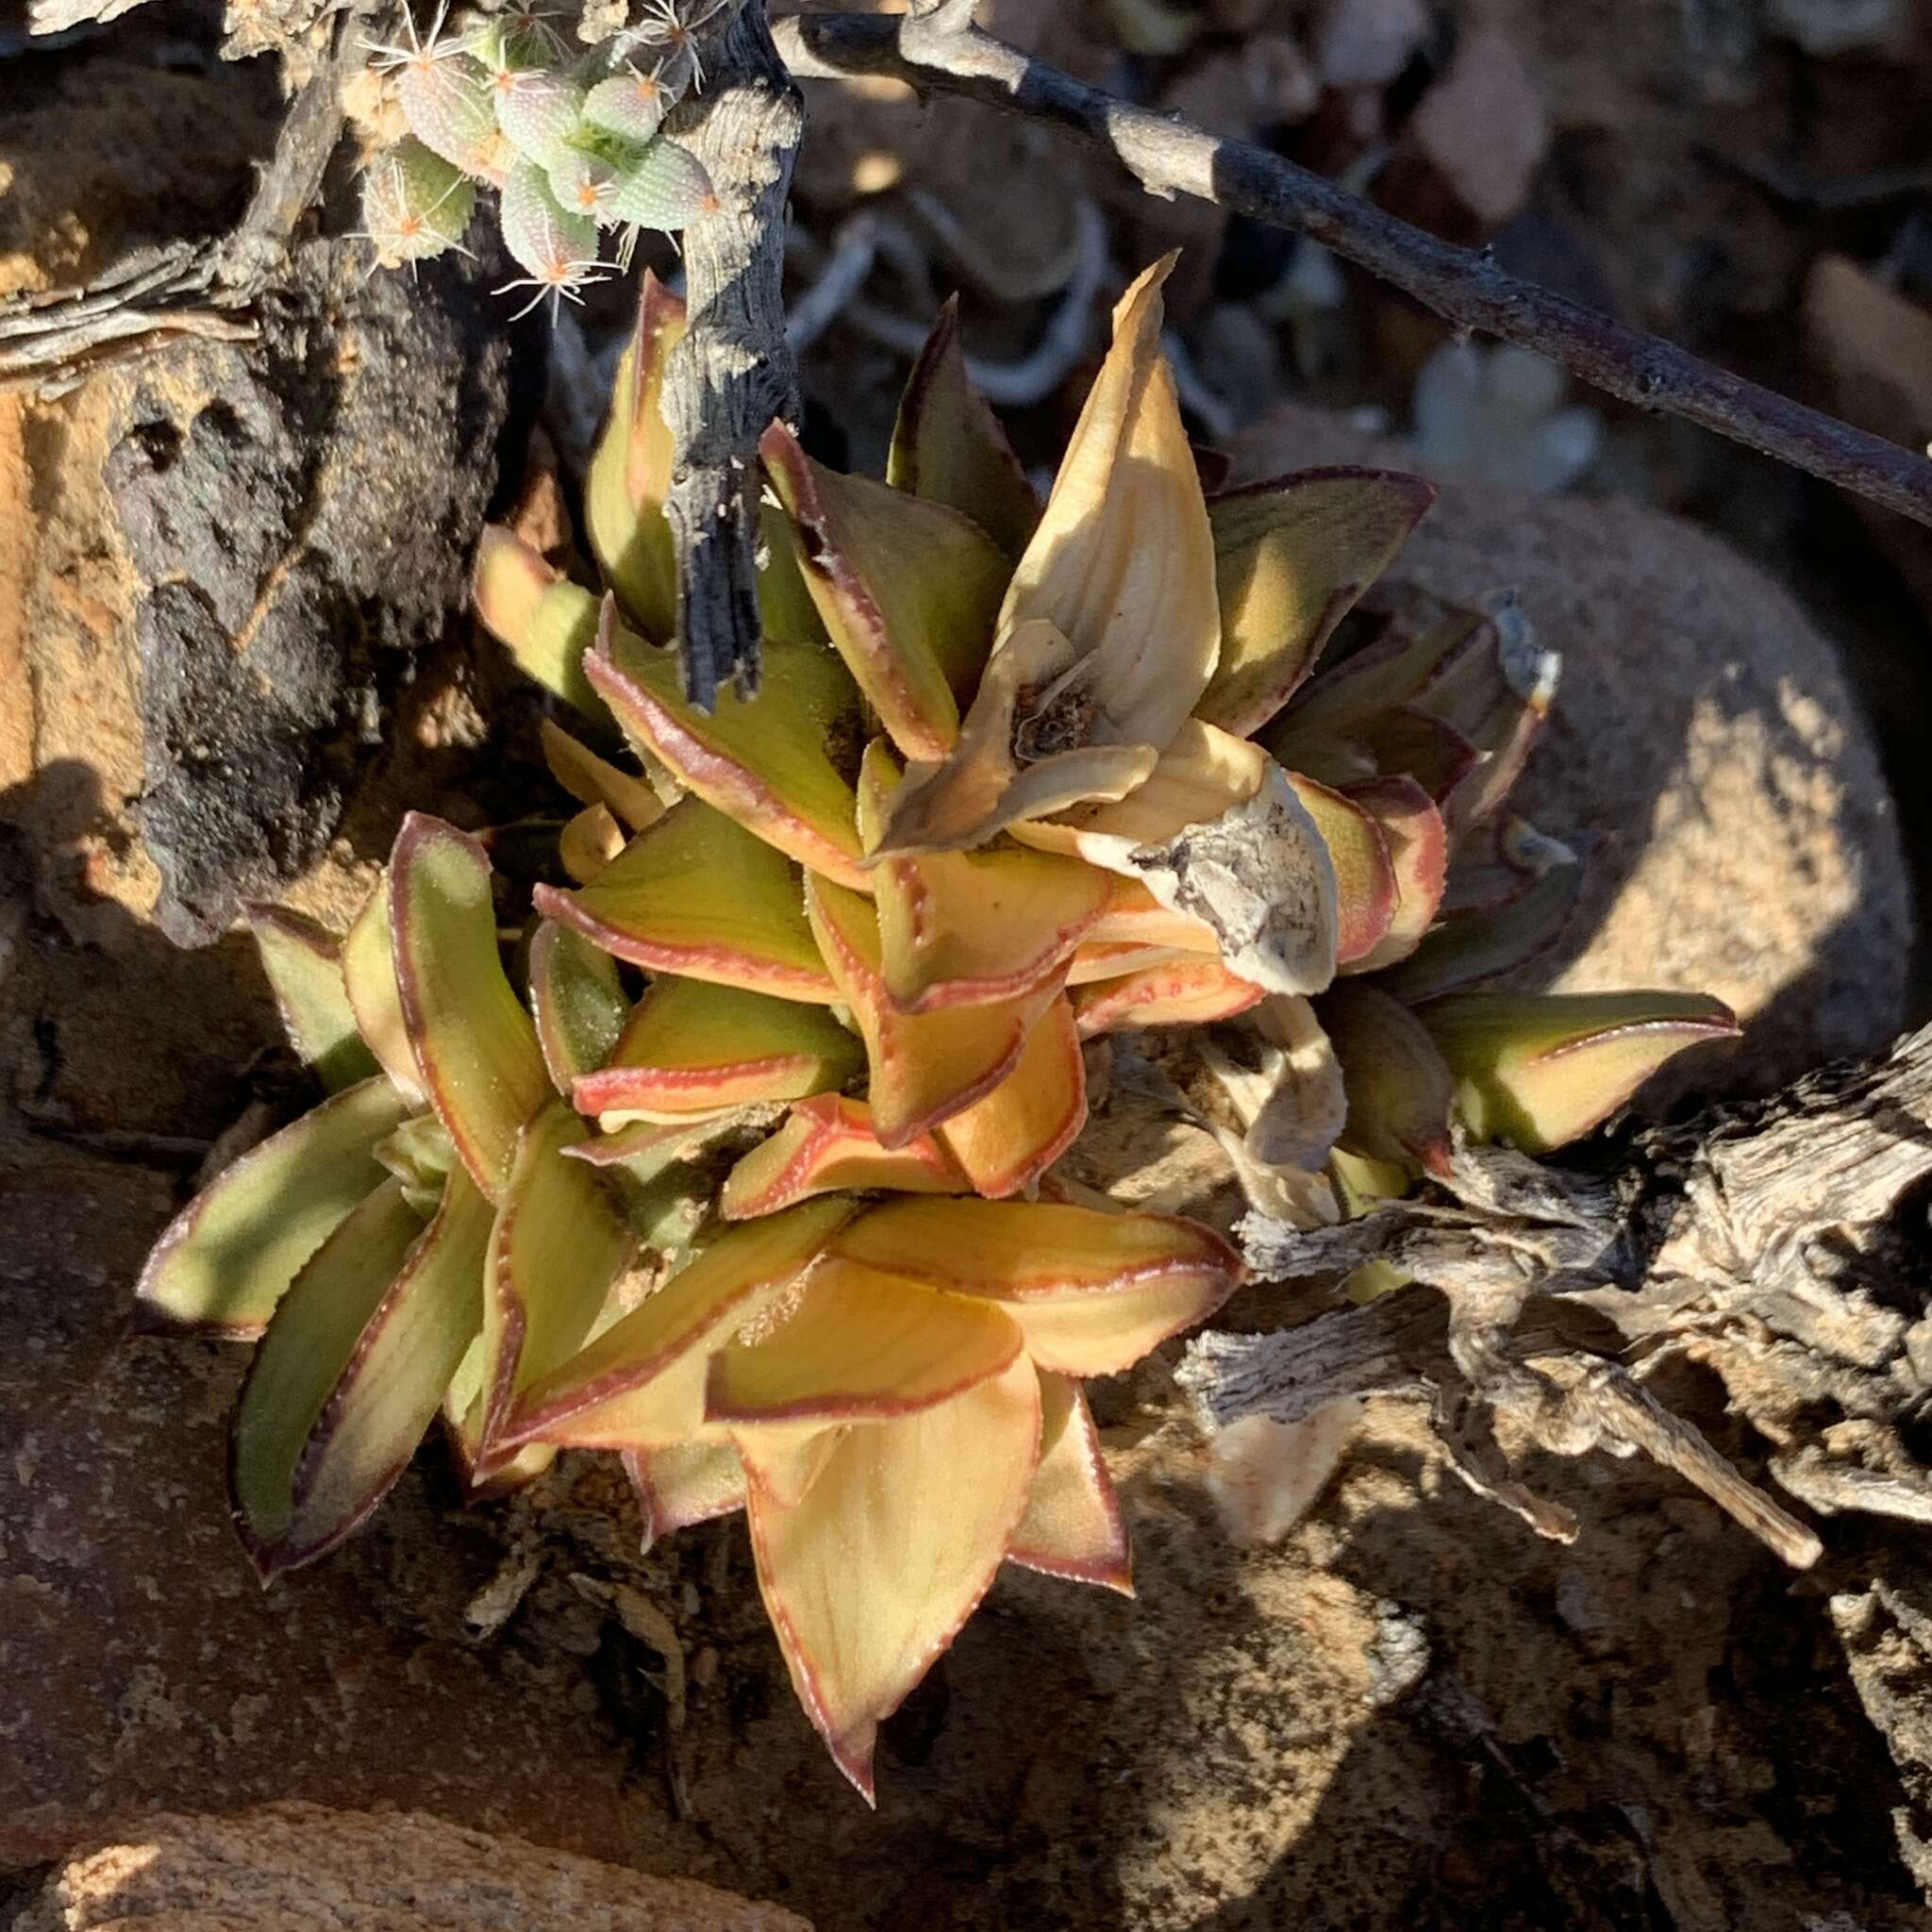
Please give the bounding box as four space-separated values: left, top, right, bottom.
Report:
775 8 1932 534
660 0 804 709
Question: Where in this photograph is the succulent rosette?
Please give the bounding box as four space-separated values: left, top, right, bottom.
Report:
139 256 1733 1803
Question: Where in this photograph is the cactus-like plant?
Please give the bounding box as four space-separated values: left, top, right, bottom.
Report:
140 257 1733 1803
357 1 721 302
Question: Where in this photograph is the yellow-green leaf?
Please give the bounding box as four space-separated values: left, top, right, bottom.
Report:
1422 990 1739 1153
528 919 631 1096
626 1440 747 1545
1195 468 1435 737
390 813 551 1201
535 794 837 1003
341 873 426 1106
888 295 1040 558
137 1076 413 1337
762 421 1009 761
1318 979 1456 1176
540 716 669 832
245 906 380 1092
589 604 871 889
575 975 863 1120
472 525 607 721
1008 1371 1131 1592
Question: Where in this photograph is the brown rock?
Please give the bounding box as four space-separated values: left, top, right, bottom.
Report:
1400 26 1550 230
16 1803 810 1931
1230 400 1912 1094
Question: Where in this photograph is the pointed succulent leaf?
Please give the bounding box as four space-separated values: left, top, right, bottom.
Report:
1072 952 1265 1037
805 873 1064 1147
720 1094 963 1220
933 994 1088 1200
584 273 687 642
1319 980 1456 1176
1195 468 1435 737
540 716 668 831
559 801 626 881
708 1259 1025 1424
1284 772 1396 968
476 1099 635 1458
870 619 1160 856
998 256 1219 752
529 920 631 1095
575 975 863 1120
136 1076 413 1337
1020 723 1340 998
536 794 838 1004
745 1354 1041 1802
1422 991 1739 1153
373 1110 457 1216
229 1177 426 1568
606 135 716 232
341 872 427 1105
1269 591 1488 739
1342 776 1448 975
1379 822 1580 1003
626 1439 747 1546
888 296 1041 558
473 525 607 720
398 53 501 180
858 740 1111 1011
762 422 1008 760
253 1169 492 1574
443 1332 558 1492
245 905 380 1091
590 605 871 889
1008 1372 1132 1592
1348 705 1479 804
1413 601 1559 833
391 814 551 1202
498 1197 858 1450
829 1197 1241 1375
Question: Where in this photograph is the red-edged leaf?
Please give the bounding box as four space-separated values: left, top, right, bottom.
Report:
933 993 1089 1199
1008 1371 1132 1592
720 1094 963 1219
246 906 380 1092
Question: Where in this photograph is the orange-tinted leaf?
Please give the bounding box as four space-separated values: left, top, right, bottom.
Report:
1341 776 1448 975
746 1354 1041 1801
1083 875 1218 955
584 271 686 641
708 1258 1024 1424
476 1099 635 1458
805 872 1063 1146
529 919 630 1095
535 795 837 1003
1195 468 1435 737
498 1197 857 1450
1065 940 1195 984
472 525 607 720
341 872 426 1106
625 1439 747 1545
575 975 862 1120
720 1093 963 1219
1318 980 1456 1176
859 739 1111 1011
829 1196 1241 1375
1008 1372 1131 1592
1422 990 1738 1153
1072 952 1264 1037
559 801 626 882
934 993 1088 1199
1286 772 1397 967
589 603 870 889
889 295 1041 558
540 716 669 831
762 421 1008 761
246 906 380 1092
391 814 551 1202
137 1076 413 1337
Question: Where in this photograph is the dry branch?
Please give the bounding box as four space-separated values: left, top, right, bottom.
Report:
775 8 1932 538
1176 1023 1932 1569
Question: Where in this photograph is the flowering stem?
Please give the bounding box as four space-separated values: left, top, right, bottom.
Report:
775 8 1932 537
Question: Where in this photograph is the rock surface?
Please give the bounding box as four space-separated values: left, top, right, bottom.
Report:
14 1803 810 1932
1231 399 1914 1095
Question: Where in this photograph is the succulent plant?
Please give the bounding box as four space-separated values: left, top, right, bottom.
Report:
357 1 722 304
140 255 1733 1804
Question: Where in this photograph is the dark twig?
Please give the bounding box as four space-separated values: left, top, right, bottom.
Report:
775 8 1932 535
659 0 803 708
